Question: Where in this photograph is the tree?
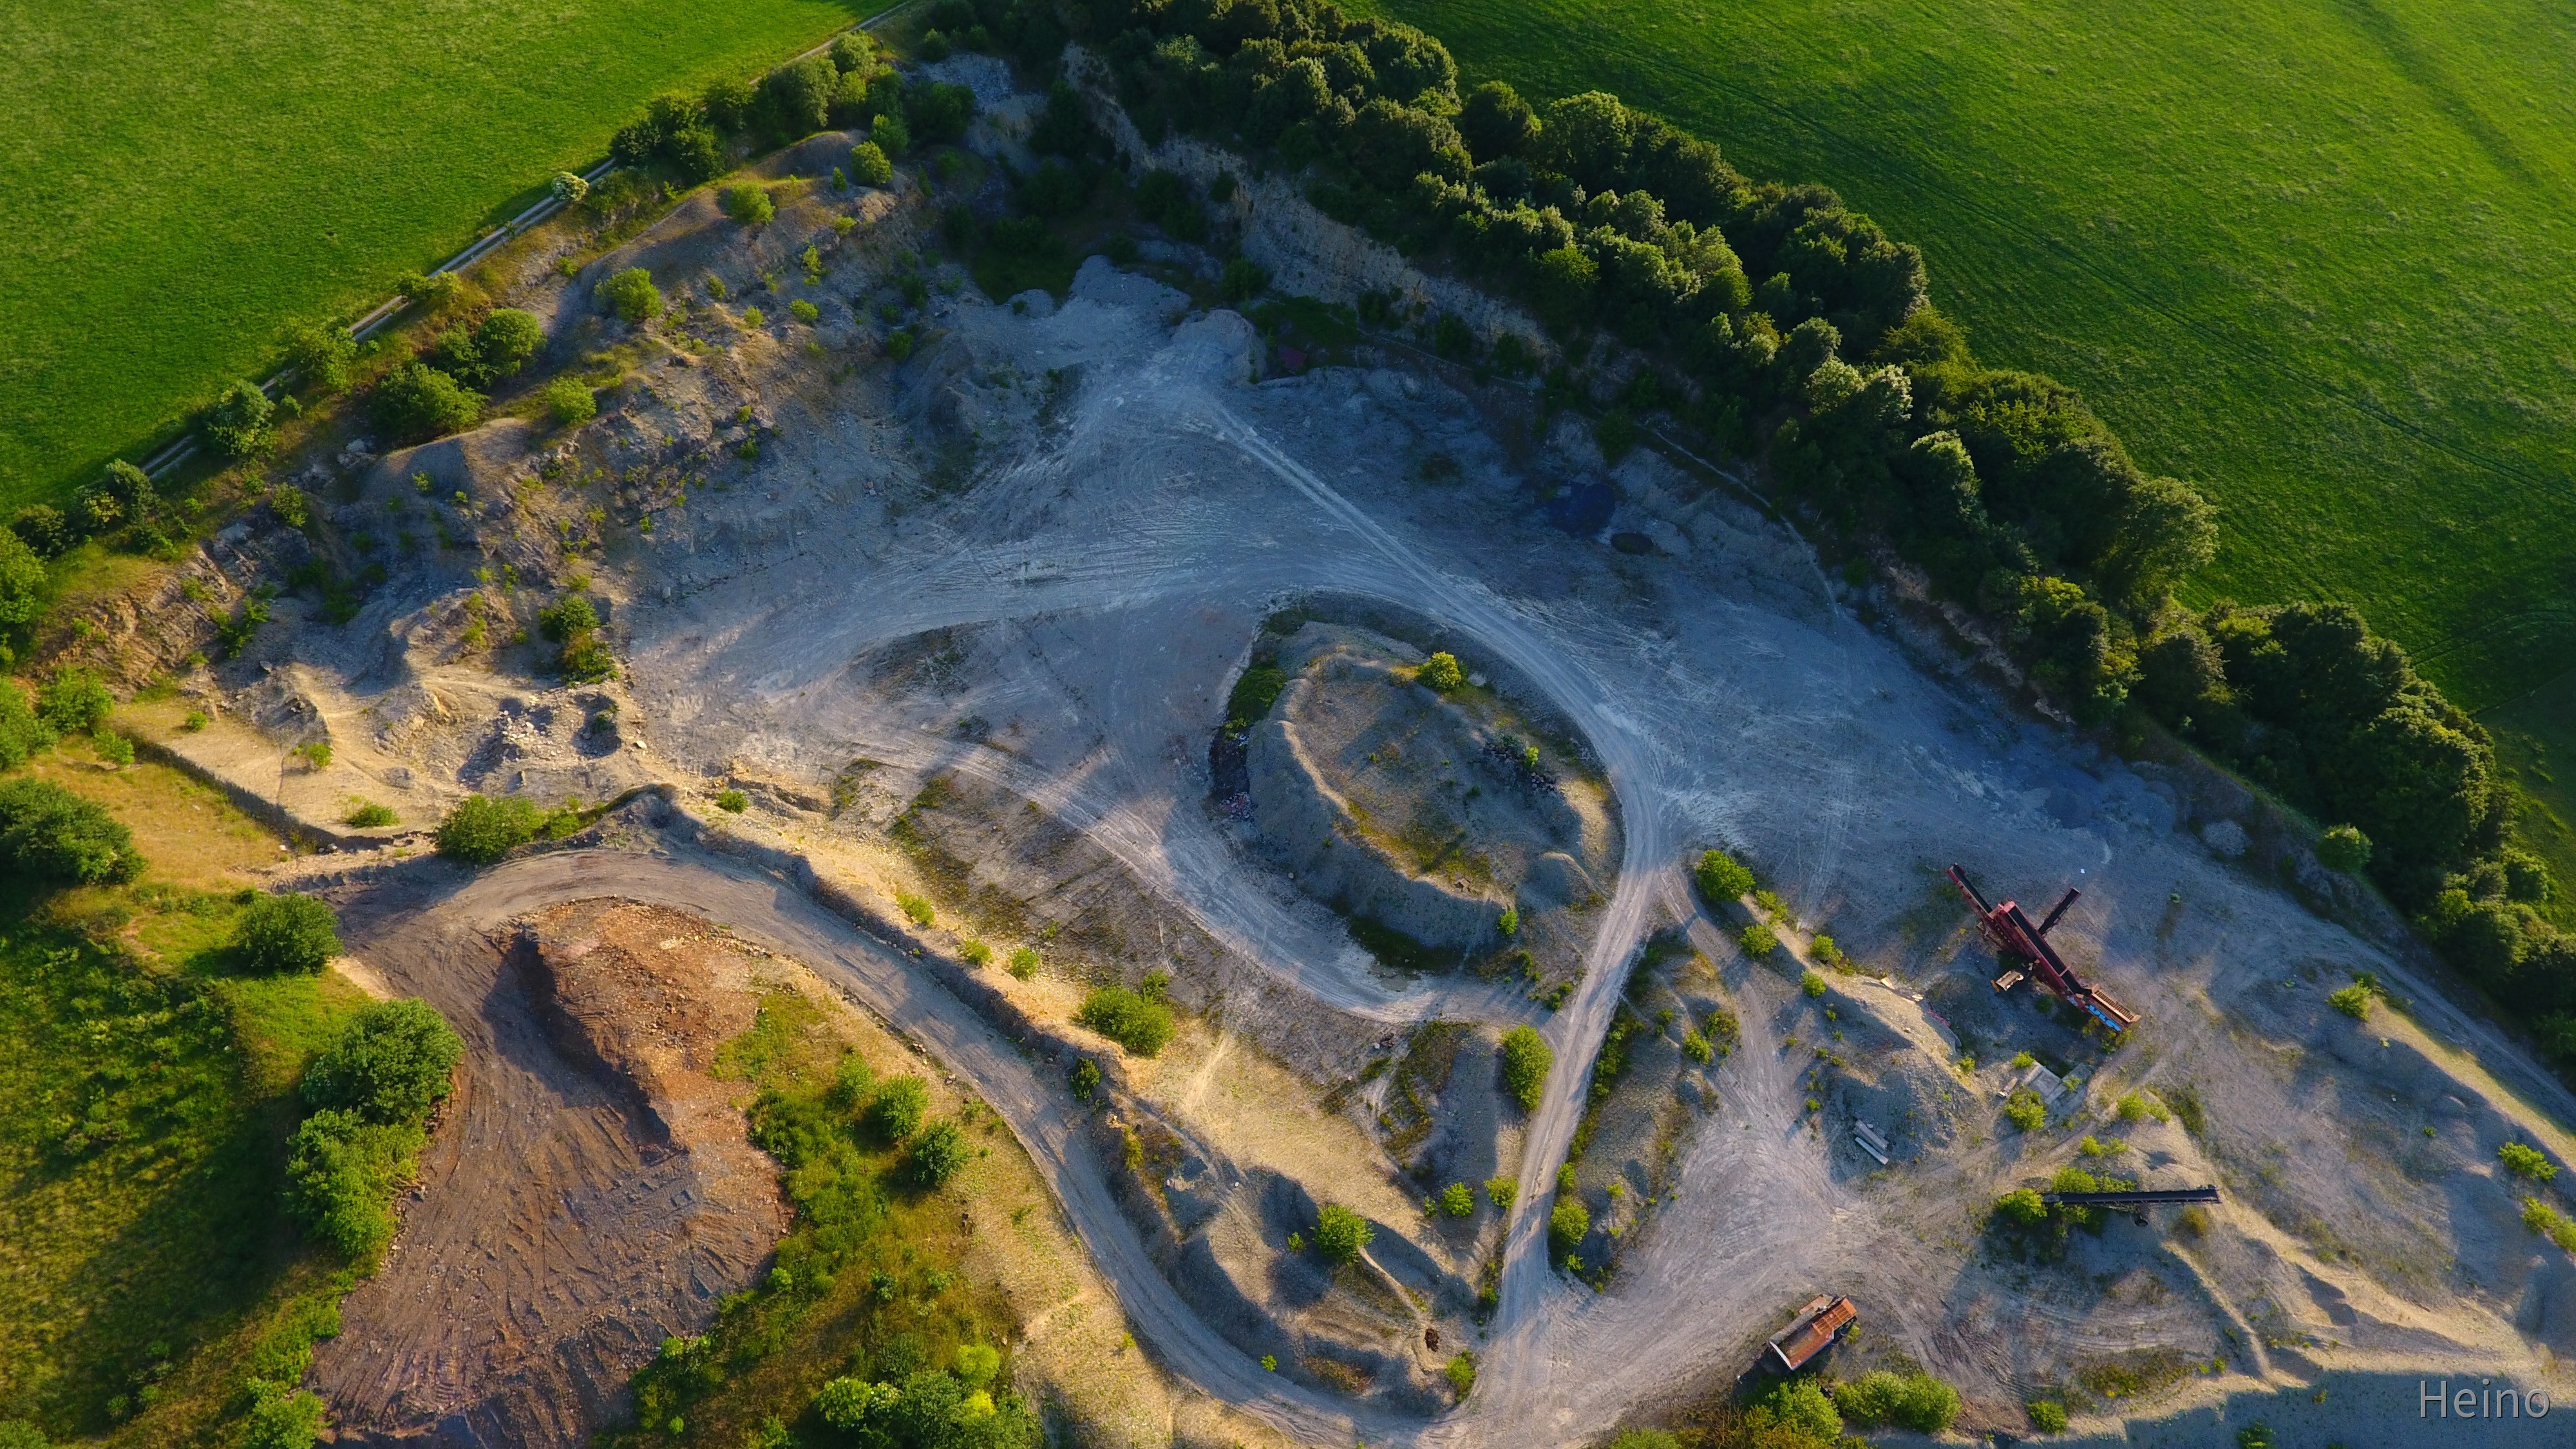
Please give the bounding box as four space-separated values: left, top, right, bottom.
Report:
1993 1187 2048 1227
1416 651 1464 690
303 998 464 1122
549 171 589 205
1694 848 1754 902
372 363 484 442
763 53 838 138
868 1074 929 1142
2016 575 2130 723
1459 80 1537 162
850 140 893 186
721 182 775 226
1528 246 1596 333
545 378 597 426
283 320 358 394
909 81 978 145
1220 257 1270 303
596 267 663 323
435 793 541 863
1439 1182 1474 1217
241 1378 328 1449
1314 1203 1374 1264
281 1106 411 1261
813 1376 898 1431
1548 1197 1589 1253
0 527 44 628
1753 1379 1842 1441
202 379 276 459
468 308 544 382
2318 824 2371 874
1499 1025 1551 1109
236 892 342 974
36 667 113 734
907 1117 969 1187
0 777 143 884
872 109 912 158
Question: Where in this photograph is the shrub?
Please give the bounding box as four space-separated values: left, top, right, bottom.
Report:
1548 1198 1589 1254
344 800 397 827
372 363 484 442
1220 256 1270 303
790 298 820 325
851 140 893 185
1314 1203 1374 1264
1484 1175 1517 1209
714 789 749 813
872 111 911 157
0 777 142 884
909 80 976 144
1738 922 1779 956
1077 985 1175 1056
8 503 65 562
2327 982 2374 1019
236 893 341 974
867 1075 929 1141
0 681 50 769
1681 1030 1713 1063
1439 1181 1474 1217
284 320 358 394
302 998 464 1122
960 939 992 965
813 1376 898 1431
282 1108 416 1261
597 267 664 323
721 182 775 226
201 379 276 459
2318 823 2372 873
1835 1370 1961 1432
2028 1399 2070 1433
92 731 133 768
897 891 935 926
2005 1088 2048 1131
396 269 466 314
1499 1025 1552 1110
2114 1091 2169 1124
1695 848 1754 902
2499 1142 2558 1182
1605 1434 1676 1449
1497 907 1519 936
435 793 542 862
36 667 113 734
763 53 837 138
1007 946 1038 979
1800 970 1826 997
907 1117 969 1188
1994 1187 2049 1228
955 1343 1001 1387
1068 1057 1101 1099
242 1380 328 1449
545 378 598 426
1416 651 1465 691
742 306 766 328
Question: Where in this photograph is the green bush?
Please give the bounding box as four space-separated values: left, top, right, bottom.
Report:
2327 982 2374 1019
435 793 542 862
2499 1142 2558 1182
1694 848 1754 902
790 298 820 324
872 110 911 156
1499 1024 1552 1110
92 730 133 768
1483 1175 1516 1209
907 1117 970 1188
714 789 749 813
1994 1187 2049 1228
1314 1202 1374 1264
955 1342 1001 1387
1680 1030 1713 1063
236 893 341 974
303 998 464 1122
36 666 113 734
741 305 766 328
284 320 358 394
544 377 597 426
1444 1350 1475 1396
1439 1181 1474 1217
1800 970 1826 998
241 1379 328 1449
851 140 894 185
1220 256 1270 303
1068 1056 1101 1099
813 1376 899 1431
1604 1433 1675 1449
597 267 664 323
1738 922 1779 956
344 800 397 827
202 379 276 459
1077 985 1175 1056
1834 1369 1961 1432
371 362 484 442
2028 1399 2070 1433
2317 823 2372 873
867 1074 929 1142
0 777 142 883
1548 1197 1589 1253
1416 650 1465 691
0 680 50 769
282 1105 421 1262
2005 1088 2048 1131
537 594 598 642
721 182 775 226
896 891 935 927
1007 945 1038 979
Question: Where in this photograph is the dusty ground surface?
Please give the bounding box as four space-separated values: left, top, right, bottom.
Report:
102 58 2576 1449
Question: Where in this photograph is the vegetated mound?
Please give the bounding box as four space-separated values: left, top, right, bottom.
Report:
312 900 789 1448
1243 621 1615 976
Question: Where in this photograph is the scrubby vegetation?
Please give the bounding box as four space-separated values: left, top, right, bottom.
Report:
234 893 343 975
1313 1202 1374 1265
1074 981 1175 1056
1833 1368 1961 1432
602 991 1036 1448
435 793 544 862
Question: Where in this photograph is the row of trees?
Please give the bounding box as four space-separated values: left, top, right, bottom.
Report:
951 0 2563 1062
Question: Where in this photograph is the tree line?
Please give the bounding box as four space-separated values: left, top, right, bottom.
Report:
931 0 2567 1064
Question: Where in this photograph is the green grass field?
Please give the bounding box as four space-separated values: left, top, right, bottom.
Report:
0 0 866 511
1360 0 2575 882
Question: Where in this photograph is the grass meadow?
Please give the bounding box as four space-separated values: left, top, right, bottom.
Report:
1361 0 2576 850
0 0 866 511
